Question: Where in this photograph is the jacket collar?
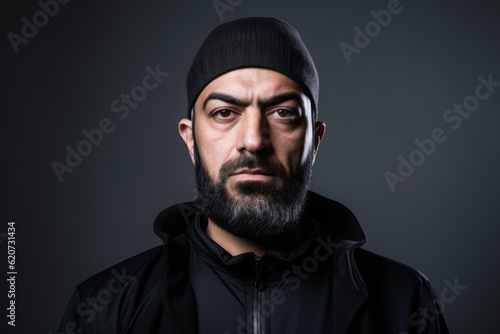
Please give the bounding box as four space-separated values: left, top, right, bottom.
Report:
303 191 367 245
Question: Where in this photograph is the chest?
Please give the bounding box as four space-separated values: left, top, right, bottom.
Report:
189 251 336 334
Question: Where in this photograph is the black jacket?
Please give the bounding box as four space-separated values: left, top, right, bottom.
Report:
59 192 449 333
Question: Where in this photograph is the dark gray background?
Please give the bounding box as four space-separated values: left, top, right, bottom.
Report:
2 0 499 333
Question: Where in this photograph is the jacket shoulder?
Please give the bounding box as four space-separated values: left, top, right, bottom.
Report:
58 245 167 333
354 248 437 306
354 248 431 289
77 245 163 291
353 248 448 333
77 245 164 294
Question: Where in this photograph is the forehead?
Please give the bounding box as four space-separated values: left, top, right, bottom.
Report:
195 68 305 107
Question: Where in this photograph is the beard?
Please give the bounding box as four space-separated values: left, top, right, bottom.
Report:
193 143 313 246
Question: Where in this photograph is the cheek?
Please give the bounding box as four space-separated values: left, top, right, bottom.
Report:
272 127 309 175
195 129 234 181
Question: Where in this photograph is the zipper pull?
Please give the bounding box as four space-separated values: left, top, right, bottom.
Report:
254 256 264 291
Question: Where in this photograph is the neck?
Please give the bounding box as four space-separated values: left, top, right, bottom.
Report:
206 219 267 256
205 218 306 257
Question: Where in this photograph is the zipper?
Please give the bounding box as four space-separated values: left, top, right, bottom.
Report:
253 256 264 334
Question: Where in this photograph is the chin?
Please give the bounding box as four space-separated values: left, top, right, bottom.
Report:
230 179 284 197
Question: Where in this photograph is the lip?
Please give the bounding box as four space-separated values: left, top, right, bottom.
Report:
230 169 273 181
231 168 271 176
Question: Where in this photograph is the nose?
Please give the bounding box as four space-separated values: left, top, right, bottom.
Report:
235 111 271 154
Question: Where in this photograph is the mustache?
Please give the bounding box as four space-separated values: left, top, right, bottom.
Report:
218 155 287 183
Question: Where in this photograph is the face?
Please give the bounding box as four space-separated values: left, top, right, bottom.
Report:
179 68 325 244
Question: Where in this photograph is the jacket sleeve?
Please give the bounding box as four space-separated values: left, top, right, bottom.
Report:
406 278 449 334
58 289 94 334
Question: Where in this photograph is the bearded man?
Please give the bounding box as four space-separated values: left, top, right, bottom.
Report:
59 17 449 334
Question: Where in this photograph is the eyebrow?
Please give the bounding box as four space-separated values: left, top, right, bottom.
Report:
202 91 304 111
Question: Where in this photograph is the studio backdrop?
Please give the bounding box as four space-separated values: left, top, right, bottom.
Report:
2 0 500 333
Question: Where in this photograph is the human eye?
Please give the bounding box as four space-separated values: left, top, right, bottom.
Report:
212 109 238 120
269 108 301 122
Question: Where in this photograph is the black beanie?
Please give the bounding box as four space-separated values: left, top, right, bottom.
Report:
186 17 319 119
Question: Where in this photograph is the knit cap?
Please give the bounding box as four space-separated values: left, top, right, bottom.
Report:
186 17 319 118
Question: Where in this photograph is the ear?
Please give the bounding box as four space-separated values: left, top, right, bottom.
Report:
312 121 326 164
178 118 195 164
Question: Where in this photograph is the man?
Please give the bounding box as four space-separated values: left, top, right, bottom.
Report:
59 17 449 333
